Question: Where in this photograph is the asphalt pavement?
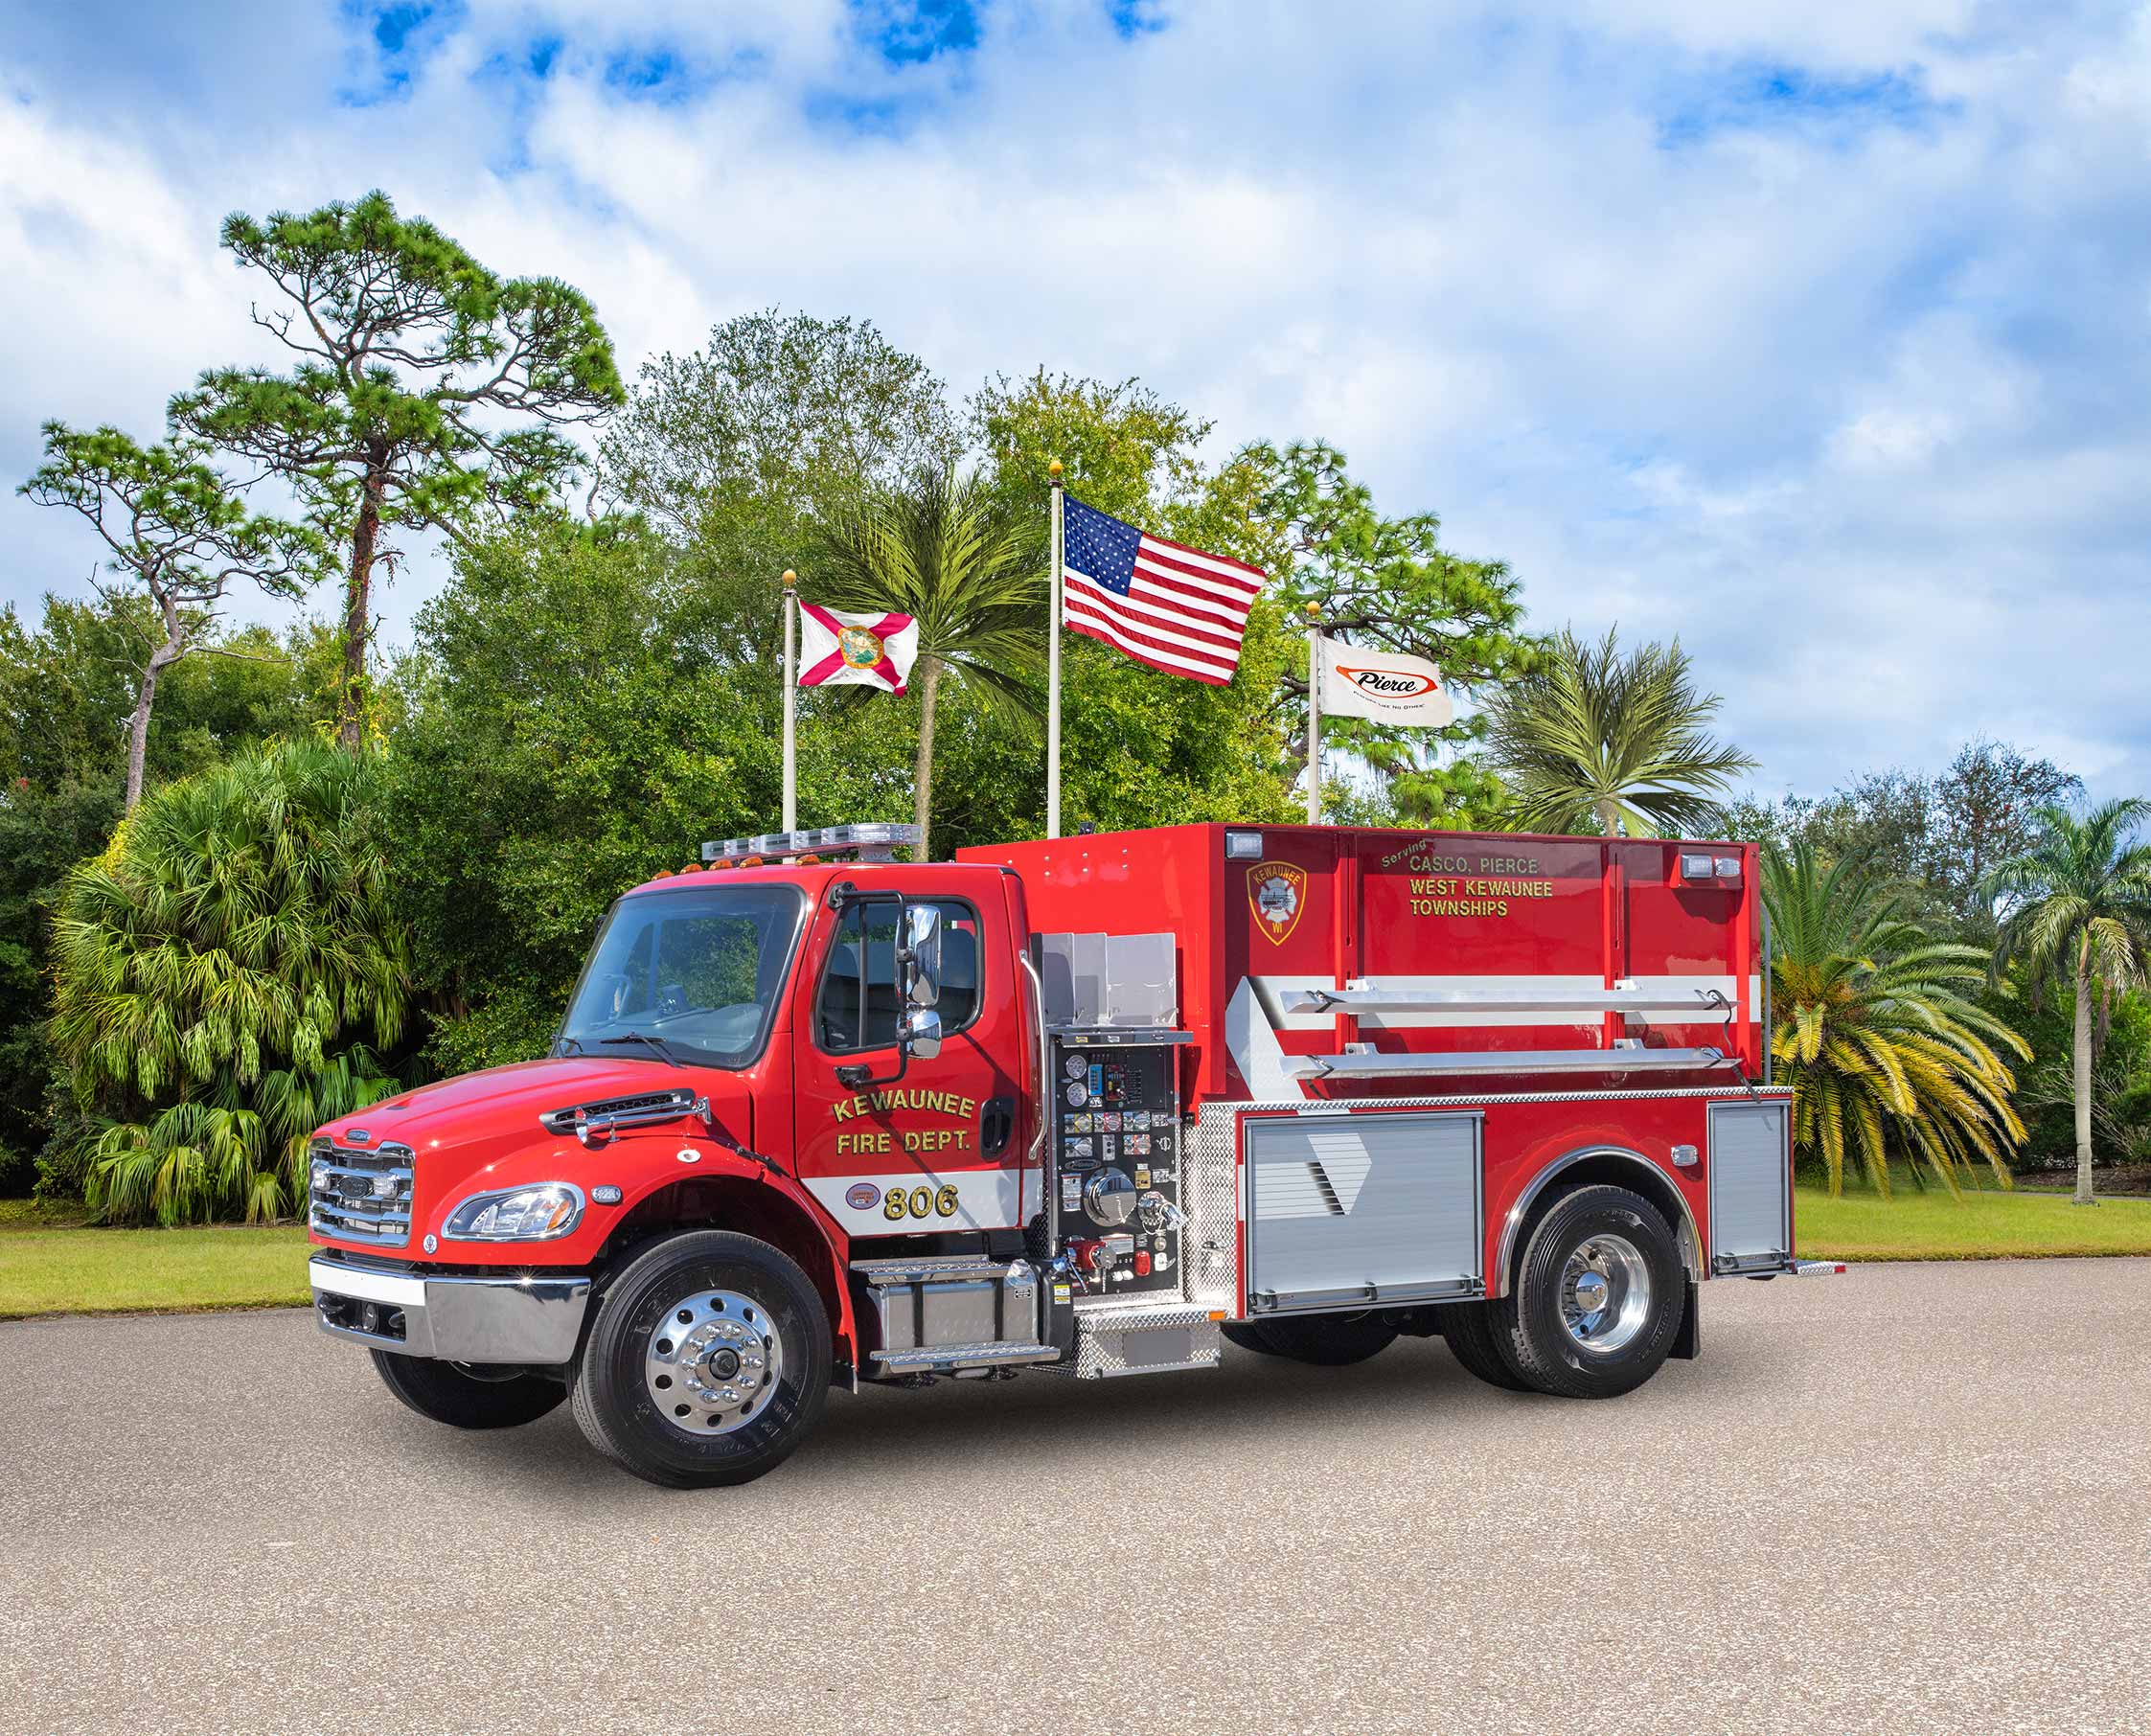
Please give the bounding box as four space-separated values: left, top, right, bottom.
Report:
4 1258 2147 1735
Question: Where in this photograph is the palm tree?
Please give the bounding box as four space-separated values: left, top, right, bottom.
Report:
1765 840 2027 1197
1482 626 1756 836
50 741 411 1223
812 468 1044 860
1985 800 2151 1205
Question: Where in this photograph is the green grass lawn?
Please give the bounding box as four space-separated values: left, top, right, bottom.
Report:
1796 1179 2151 1262
0 1214 312 1319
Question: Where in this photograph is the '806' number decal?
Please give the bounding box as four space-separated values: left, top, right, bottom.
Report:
883 1182 960 1222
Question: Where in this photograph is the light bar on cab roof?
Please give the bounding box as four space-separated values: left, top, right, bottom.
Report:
700 822 919 868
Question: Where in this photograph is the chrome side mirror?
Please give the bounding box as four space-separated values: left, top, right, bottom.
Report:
902 903 942 1008
903 1006 943 1062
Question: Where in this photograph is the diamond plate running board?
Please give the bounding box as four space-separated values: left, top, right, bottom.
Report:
869 1340 1060 1373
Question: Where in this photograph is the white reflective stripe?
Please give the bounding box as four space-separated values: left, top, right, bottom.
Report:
1625 973 1741 1010
802 1169 1019 1235
308 1259 424 1308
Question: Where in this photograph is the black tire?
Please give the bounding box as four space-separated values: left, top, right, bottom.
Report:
1219 1321 1277 1357
569 1229 830 1489
369 1350 565 1430
1432 1302 1533 1393
1491 1184 1684 1400
1219 1313 1398 1366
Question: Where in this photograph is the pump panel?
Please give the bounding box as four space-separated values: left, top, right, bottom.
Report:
1051 1034 1187 1299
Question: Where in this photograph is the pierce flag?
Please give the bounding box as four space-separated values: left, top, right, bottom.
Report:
797 605 919 695
1316 636 1454 727
1060 494 1265 685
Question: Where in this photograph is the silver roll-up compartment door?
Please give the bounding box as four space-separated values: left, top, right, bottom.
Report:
1244 1110 1482 1313
1708 1101 1792 1274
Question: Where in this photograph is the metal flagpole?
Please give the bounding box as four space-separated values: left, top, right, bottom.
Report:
781 569 797 832
1046 459 1064 839
1305 603 1322 825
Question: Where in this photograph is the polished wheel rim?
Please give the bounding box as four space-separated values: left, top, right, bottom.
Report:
643 1287 784 1435
1558 1234 1651 1355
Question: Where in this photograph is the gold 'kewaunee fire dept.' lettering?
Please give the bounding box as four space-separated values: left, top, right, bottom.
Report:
831 1088 978 1123
829 1087 980 1156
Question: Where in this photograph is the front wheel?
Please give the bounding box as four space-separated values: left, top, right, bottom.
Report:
369 1350 565 1429
1492 1184 1684 1400
570 1230 830 1488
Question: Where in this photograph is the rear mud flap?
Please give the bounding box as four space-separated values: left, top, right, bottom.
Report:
1671 1277 1701 1360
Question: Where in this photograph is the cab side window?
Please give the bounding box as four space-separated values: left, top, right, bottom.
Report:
815 898 981 1054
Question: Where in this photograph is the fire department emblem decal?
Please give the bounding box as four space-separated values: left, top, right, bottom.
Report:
1247 861 1307 946
845 1182 881 1210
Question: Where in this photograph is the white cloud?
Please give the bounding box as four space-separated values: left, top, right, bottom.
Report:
1830 409 1957 469
1 0 2147 805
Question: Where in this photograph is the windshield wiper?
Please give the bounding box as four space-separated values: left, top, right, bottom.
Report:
598 1032 686 1068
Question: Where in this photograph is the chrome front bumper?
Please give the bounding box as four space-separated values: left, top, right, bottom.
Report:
309 1255 591 1365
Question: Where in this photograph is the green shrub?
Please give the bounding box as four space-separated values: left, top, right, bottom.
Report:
49 741 412 1223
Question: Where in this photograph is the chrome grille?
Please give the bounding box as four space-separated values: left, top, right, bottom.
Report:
309 1142 416 1247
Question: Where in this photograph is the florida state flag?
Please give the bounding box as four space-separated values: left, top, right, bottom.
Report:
797 605 919 695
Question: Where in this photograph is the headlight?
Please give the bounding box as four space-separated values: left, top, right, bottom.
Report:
442 1183 584 1242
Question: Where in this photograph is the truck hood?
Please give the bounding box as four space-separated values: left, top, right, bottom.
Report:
319 1055 699 1151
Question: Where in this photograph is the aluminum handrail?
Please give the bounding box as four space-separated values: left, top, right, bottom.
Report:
1285 1045 1731 1081
1280 985 1729 1016
1018 952 1053 1255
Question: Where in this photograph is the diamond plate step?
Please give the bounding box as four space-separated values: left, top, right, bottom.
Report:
1066 1299 1222 1381
869 1340 1060 1373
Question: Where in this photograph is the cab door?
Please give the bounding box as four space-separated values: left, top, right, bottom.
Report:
791 881 1026 1239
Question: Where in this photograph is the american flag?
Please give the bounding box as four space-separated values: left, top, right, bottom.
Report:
1061 493 1266 685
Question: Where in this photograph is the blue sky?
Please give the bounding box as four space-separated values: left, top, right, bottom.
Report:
3 0 2148 801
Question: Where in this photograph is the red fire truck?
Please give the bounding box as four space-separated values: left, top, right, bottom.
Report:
307 820 1835 1487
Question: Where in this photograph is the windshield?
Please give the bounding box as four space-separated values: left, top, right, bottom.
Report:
555 884 805 1069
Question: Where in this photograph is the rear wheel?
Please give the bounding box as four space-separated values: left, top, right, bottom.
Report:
1492 1184 1684 1400
369 1350 565 1429
570 1229 830 1488
1432 1302 1532 1392
1220 1313 1398 1366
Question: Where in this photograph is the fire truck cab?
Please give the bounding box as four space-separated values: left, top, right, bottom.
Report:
306 820 1831 1488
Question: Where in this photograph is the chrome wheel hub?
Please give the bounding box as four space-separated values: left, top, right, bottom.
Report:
1559 1234 1651 1355
643 1287 784 1435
